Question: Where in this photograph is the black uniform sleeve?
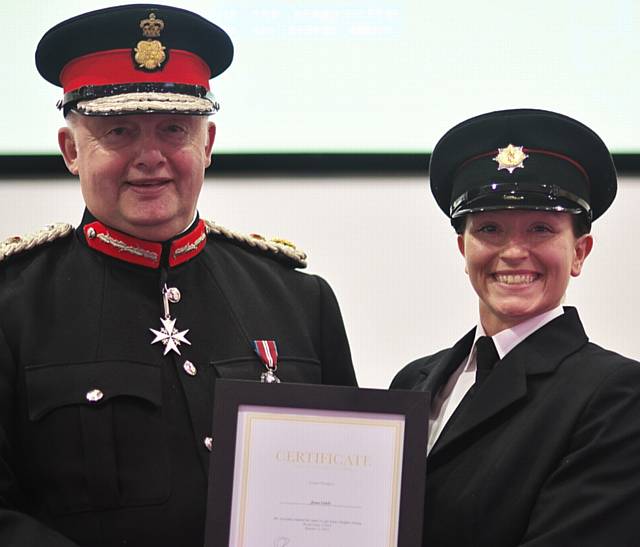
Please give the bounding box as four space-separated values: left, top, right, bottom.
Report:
314 275 357 387
0 327 80 547
519 362 640 546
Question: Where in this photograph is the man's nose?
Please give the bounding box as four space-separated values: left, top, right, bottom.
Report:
132 137 166 170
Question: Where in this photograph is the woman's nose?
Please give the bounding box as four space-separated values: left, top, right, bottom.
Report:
499 236 529 260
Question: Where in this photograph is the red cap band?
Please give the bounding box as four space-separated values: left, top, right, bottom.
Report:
460 147 590 184
60 49 211 93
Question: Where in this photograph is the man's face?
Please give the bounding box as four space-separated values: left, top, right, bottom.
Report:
457 210 593 335
59 113 215 241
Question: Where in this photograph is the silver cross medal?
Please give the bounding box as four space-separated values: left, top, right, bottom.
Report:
150 284 191 355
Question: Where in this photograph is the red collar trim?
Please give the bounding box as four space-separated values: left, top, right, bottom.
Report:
83 220 207 269
169 221 207 267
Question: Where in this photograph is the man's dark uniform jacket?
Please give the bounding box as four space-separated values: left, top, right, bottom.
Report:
0 211 356 547
391 308 640 547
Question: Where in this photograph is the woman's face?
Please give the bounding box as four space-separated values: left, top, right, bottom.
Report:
458 210 593 336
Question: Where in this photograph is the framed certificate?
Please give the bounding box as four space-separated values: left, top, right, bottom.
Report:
205 380 429 547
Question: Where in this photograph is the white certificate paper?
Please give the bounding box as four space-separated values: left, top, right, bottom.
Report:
228 405 405 547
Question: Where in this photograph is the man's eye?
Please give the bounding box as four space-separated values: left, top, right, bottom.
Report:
531 224 552 233
107 127 128 137
477 224 498 233
165 125 186 133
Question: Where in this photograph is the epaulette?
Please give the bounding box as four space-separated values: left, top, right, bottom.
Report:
0 223 74 263
204 220 307 268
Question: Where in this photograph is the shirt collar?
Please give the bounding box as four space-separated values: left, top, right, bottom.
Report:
473 306 565 360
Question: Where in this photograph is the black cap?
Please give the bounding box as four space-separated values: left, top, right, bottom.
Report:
429 109 617 225
36 4 233 116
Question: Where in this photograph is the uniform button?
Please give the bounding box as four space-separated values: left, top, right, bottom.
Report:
183 360 197 376
86 389 104 402
204 436 213 451
87 227 97 239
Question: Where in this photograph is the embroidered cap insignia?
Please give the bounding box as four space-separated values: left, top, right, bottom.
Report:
134 13 167 70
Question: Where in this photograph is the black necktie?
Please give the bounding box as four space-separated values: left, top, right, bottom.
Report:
437 336 500 440
475 336 499 387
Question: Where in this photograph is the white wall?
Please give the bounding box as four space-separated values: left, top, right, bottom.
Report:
1 174 638 388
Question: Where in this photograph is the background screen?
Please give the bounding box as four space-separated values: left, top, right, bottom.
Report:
4 0 639 155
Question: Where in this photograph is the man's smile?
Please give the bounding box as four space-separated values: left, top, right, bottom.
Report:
126 178 172 187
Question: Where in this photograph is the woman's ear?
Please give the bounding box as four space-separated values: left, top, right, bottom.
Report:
457 233 466 257
457 234 469 274
571 234 593 277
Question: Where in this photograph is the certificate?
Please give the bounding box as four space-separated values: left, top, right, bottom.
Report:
230 407 403 545
205 381 429 547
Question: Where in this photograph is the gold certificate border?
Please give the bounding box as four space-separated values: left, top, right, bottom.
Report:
234 411 404 547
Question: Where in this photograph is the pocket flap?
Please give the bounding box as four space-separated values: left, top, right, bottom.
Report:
212 356 321 384
26 360 162 420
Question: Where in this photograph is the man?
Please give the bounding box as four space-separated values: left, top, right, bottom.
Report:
391 109 640 545
0 5 356 546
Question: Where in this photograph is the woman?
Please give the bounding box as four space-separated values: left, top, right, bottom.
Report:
391 109 640 546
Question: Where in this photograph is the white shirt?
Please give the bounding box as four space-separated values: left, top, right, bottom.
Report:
426 306 564 454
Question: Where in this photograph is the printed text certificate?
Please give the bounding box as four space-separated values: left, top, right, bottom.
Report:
228 406 405 547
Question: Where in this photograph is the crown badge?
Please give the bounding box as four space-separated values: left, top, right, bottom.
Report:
133 13 166 71
140 13 164 37
493 144 528 173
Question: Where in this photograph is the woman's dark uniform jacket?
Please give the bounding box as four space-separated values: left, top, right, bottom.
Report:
391 308 640 546
0 213 357 546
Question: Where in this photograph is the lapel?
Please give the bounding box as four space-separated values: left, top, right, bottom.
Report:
429 307 589 459
411 328 477 396
196 241 256 363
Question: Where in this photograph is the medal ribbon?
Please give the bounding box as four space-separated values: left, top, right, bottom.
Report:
252 340 278 371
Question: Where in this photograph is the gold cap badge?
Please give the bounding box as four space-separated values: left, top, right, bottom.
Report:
493 144 528 173
140 12 164 37
134 13 166 71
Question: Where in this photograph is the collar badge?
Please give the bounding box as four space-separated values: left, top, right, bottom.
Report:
134 13 166 71
493 144 528 173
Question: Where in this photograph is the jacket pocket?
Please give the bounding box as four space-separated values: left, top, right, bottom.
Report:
24 360 169 514
211 355 322 384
